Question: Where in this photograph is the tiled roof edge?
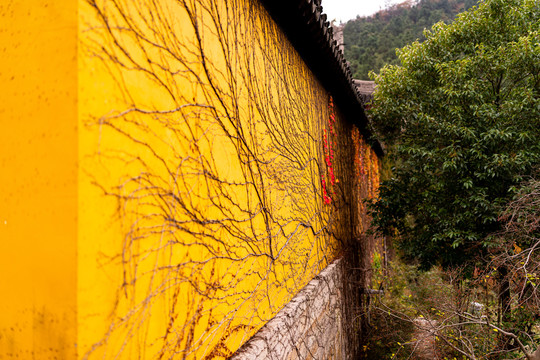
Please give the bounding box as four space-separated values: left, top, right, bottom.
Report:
259 0 384 157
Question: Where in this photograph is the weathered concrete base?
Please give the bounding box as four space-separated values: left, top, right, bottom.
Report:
231 258 345 360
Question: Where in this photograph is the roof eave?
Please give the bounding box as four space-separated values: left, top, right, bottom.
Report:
259 0 384 157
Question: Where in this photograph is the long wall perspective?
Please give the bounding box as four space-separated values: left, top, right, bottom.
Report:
0 0 382 358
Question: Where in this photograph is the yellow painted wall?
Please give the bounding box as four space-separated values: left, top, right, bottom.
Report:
77 0 350 358
1 0 381 358
0 0 78 358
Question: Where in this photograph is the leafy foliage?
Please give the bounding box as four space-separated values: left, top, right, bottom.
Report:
364 173 540 358
343 0 479 80
491 170 540 351
369 0 540 269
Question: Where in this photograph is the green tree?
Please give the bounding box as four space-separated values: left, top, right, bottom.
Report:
369 0 540 270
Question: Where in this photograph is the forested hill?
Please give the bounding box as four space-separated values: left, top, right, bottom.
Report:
343 0 479 80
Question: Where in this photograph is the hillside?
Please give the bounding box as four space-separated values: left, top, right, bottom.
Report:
343 0 479 80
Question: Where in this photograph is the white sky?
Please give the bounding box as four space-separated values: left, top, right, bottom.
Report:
322 0 404 23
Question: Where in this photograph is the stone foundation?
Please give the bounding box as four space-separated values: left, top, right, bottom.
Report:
231 258 345 360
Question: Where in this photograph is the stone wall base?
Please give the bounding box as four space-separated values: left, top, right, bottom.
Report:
231 258 345 360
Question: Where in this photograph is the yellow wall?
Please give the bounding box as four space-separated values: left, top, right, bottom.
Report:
0 0 78 358
78 0 349 357
1 0 381 358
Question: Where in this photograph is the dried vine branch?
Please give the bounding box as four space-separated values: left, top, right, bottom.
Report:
79 0 381 358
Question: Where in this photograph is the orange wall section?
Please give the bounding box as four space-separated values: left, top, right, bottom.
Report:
0 0 78 358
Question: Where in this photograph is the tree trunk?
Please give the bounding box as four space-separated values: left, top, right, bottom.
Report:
499 265 511 322
498 265 512 349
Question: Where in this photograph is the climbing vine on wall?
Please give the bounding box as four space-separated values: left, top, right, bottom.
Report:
351 125 381 288
322 96 338 205
352 127 380 218
78 0 381 358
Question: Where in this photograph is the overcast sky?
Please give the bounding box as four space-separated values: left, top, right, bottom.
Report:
322 0 404 23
